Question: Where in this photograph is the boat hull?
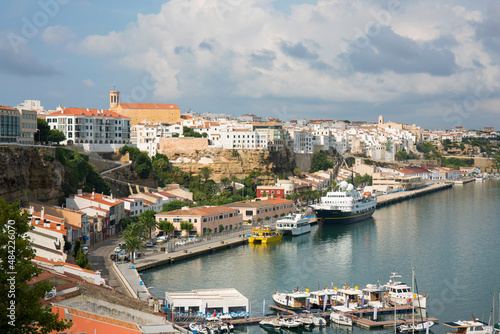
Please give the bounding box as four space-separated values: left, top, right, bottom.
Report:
314 208 375 225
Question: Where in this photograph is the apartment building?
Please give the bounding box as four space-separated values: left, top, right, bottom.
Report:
0 105 37 144
223 198 296 225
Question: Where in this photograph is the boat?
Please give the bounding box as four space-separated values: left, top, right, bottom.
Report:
189 323 208 334
360 283 386 308
248 227 282 244
329 310 353 327
278 317 302 328
308 287 338 309
295 315 314 327
313 315 327 326
275 214 311 236
259 318 281 328
384 271 427 308
310 181 377 225
397 320 435 333
331 284 363 309
444 318 493 334
272 289 310 310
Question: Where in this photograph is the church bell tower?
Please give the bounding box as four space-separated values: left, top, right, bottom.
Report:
109 90 120 109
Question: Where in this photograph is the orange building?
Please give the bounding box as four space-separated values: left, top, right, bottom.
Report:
109 91 181 125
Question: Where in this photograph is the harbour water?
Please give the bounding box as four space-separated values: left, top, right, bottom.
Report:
141 180 500 333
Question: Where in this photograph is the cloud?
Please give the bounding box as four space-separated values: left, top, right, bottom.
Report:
0 32 60 77
41 26 76 46
82 78 96 87
74 0 499 114
475 1 500 58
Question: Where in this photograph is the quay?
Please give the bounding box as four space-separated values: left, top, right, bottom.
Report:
453 177 476 184
376 182 452 208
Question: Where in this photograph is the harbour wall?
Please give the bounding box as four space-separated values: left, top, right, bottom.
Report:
376 182 453 208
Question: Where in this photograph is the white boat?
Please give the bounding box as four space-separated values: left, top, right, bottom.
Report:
331 284 362 309
313 316 327 326
397 320 435 333
384 272 427 308
189 323 208 334
296 315 314 327
275 214 311 236
330 310 353 327
444 319 493 334
272 290 310 310
278 317 302 328
361 283 386 308
259 318 281 328
308 288 338 308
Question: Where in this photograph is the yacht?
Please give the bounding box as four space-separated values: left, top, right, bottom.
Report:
308 287 338 309
272 289 310 310
361 283 386 308
275 214 311 236
384 272 427 308
444 319 493 334
397 320 435 333
310 181 376 225
330 309 353 327
248 227 282 244
331 284 363 309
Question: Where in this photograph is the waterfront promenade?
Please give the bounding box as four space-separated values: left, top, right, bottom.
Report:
376 182 452 207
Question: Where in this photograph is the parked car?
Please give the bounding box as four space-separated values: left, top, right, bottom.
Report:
156 235 169 242
145 241 154 247
114 246 122 253
82 246 88 254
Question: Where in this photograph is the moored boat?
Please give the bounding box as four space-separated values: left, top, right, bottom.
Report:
444 318 493 334
259 318 281 328
397 320 434 333
360 283 386 308
275 214 311 236
278 317 302 328
248 227 282 244
331 284 362 309
384 272 427 308
329 310 353 327
272 289 310 310
308 287 338 309
310 181 376 226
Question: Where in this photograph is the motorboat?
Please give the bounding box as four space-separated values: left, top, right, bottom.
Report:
275 214 311 236
189 323 208 334
384 272 427 308
330 310 353 327
272 289 310 310
296 315 314 327
308 287 338 309
444 319 493 334
360 283 386 308
313 315 327 326
259 318 281 328
397 320 435 333
248 227 282 244
331 284 363 309
278 317 302 328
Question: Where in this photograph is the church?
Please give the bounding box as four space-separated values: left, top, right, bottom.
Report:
108 90 181 125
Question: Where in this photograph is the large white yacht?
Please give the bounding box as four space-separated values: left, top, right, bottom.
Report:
275 214 311 236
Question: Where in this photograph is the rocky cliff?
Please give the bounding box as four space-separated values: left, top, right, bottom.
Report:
0 146 66 205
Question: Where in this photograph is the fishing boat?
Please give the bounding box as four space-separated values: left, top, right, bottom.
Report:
275 214 311 236
384 271 427 308
272 289 310 310
310 181 376 226
444 318 493 334
248 227 282 244
330 309 353 327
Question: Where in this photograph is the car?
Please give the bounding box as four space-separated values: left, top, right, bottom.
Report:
114 246 122 253
82 246 88 254
156 235 169 242
145 241 154 247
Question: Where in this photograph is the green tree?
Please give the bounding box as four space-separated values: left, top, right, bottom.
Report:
396 150 408 161
162 200 191 212
199 167 212 183
36 118 51 144
293 167 302 177
138 210 158 239
122 225 145 263
220 177 231 192
180 221 194 236
310 151 334 172
119 217 138 231
159 221 175 236
47 129 66 144
135 152 152 179
75 248 91 270
0 199 72 333
218 224 225 232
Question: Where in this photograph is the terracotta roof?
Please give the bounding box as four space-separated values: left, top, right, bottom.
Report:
154 192 175 198
47 107 128 119
157 206 237 216
61 306 141 332
74 193 123 207
264 198 294 205
119 103 179 110
397 167 432 175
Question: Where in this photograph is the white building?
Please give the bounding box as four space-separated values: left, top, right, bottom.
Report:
120 197 145 217
219 128 259 149
45 107 131 147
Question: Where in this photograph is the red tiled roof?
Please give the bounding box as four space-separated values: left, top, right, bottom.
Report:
119 103 179 110
264 198 294 205
47 107 128 119
157 206 237 216
397 167 431 174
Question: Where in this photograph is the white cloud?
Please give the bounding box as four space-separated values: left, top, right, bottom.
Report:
41 26 76 46
76 0 498 117
82 78 96 87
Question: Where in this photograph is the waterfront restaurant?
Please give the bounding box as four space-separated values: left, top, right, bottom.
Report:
164 288 249 318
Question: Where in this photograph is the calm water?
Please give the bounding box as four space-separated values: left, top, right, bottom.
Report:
141 180 500 334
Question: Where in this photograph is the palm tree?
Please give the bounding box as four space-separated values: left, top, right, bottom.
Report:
220 177 231 193
138 210 158 239
122 228 145 263
199 167 212 183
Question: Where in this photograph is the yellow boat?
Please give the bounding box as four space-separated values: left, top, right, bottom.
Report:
248 227 282 244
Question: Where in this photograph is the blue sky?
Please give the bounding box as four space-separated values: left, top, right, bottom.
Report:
1 0 500 130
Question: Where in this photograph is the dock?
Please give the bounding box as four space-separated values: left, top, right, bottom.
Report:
353 317 439 329
377 182 452 208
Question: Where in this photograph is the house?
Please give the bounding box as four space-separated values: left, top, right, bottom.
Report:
155 206 241 236
223 198 296 225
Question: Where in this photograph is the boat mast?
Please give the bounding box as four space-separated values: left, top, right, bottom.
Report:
412 268 415 334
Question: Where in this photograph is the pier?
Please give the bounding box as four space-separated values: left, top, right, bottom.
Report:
376 182 452 208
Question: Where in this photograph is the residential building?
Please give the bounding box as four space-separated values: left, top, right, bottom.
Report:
131 122 183 157
155 206 241 236
45 107 131 146
0 105 20 143
223 198 296 225
121 197 145 216
109 90 181 126
65 192 125 236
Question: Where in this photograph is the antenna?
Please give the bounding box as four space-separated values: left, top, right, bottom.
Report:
113 83 116 91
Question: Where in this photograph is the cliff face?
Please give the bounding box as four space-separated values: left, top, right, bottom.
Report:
0 146 65 205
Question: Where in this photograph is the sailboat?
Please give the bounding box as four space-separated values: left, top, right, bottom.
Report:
396 268 434 333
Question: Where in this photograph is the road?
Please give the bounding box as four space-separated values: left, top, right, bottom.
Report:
88 235 129 296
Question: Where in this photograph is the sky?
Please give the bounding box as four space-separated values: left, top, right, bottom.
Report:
1 0 500 130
